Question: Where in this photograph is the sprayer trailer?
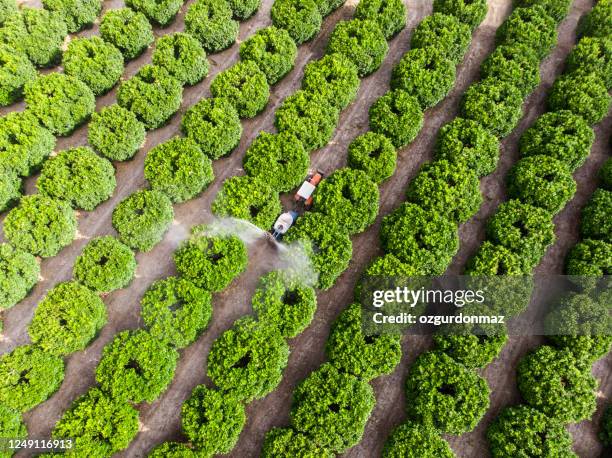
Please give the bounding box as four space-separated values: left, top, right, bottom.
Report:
295 170 324 209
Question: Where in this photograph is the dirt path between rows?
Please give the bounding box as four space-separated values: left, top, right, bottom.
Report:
2 1 611 457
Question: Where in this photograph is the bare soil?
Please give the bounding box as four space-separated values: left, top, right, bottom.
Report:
1 1 610 457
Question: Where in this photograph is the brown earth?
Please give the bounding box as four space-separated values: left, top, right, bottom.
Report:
1 1 611 457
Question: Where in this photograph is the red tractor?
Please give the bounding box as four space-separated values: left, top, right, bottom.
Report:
294 170 324 209
269 170 324 240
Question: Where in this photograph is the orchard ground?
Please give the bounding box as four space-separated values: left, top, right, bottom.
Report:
1 0 610 457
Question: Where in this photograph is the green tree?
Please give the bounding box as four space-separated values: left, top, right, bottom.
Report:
0 344 64 412
100 8 154 60
185 0 239 53
117 65 183 130
52 388 139 457
24 73 95 136
174 232 248 292
141 276 212 349
29 281 106 356
37 147 116 211
240 26 298 84
4 194 76 258
96 330 178 403
112 189 174 252
88 104 146 162
144 137 214 203
73 236 136 293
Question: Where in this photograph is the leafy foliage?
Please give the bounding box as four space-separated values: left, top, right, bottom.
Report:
42 0 101 33
53 388 139 457
0 111 55 177
173 232 248 292
411 12 471 64
152 32 209 86
0 243 39 310
262 427 333 458
406 351 490 434
88 104 146 162
313 0 345 17
243 131 308 192
271 0 322 45
487 405 575 458
141 276 212 349
313 168 379 235
514 0 571 23
252 270 316 338
486 199 555 272
290 363 375 453
495 6 557 59
0 8 67 67
391 47 456 110
355 0 406 39
284 212 352 290
182 97 242 160
62 37 124 96
29 281 106 356
566 36 612 89
212 175 282 229
545 292 612 362
578 0 612 39
0 403 27 454
117 64 183 130
181 385 246 454
326 302 401 381
382 421 455 458
126 0 182 26
434 117 499 177
0 344 64 412
0 44 36 106
517 346 597 423
0 170 20 213
38 147 116 211
100 8 154 60
347 131 397 183
369 89 423 148
507 155 576 215
433 331 508 369
0 0 17 26
112 189 174 252
548 72 611 126
406 160 482 223
433 0 487 30
228 0 261 20
240 26 297 85
380 202 459 275
210 61 270 118
581 189 611 242
519 110 594 172
275 90 339 151
480 44 540 97
144 137 214 203
185 0 239 53
208 317 289 401
302 53 360 110
460 78 524 138
565 239 611 287
24 73 95 136
74 236 136 293
96 329 178 403
4 194 76 258
327 19 388 77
